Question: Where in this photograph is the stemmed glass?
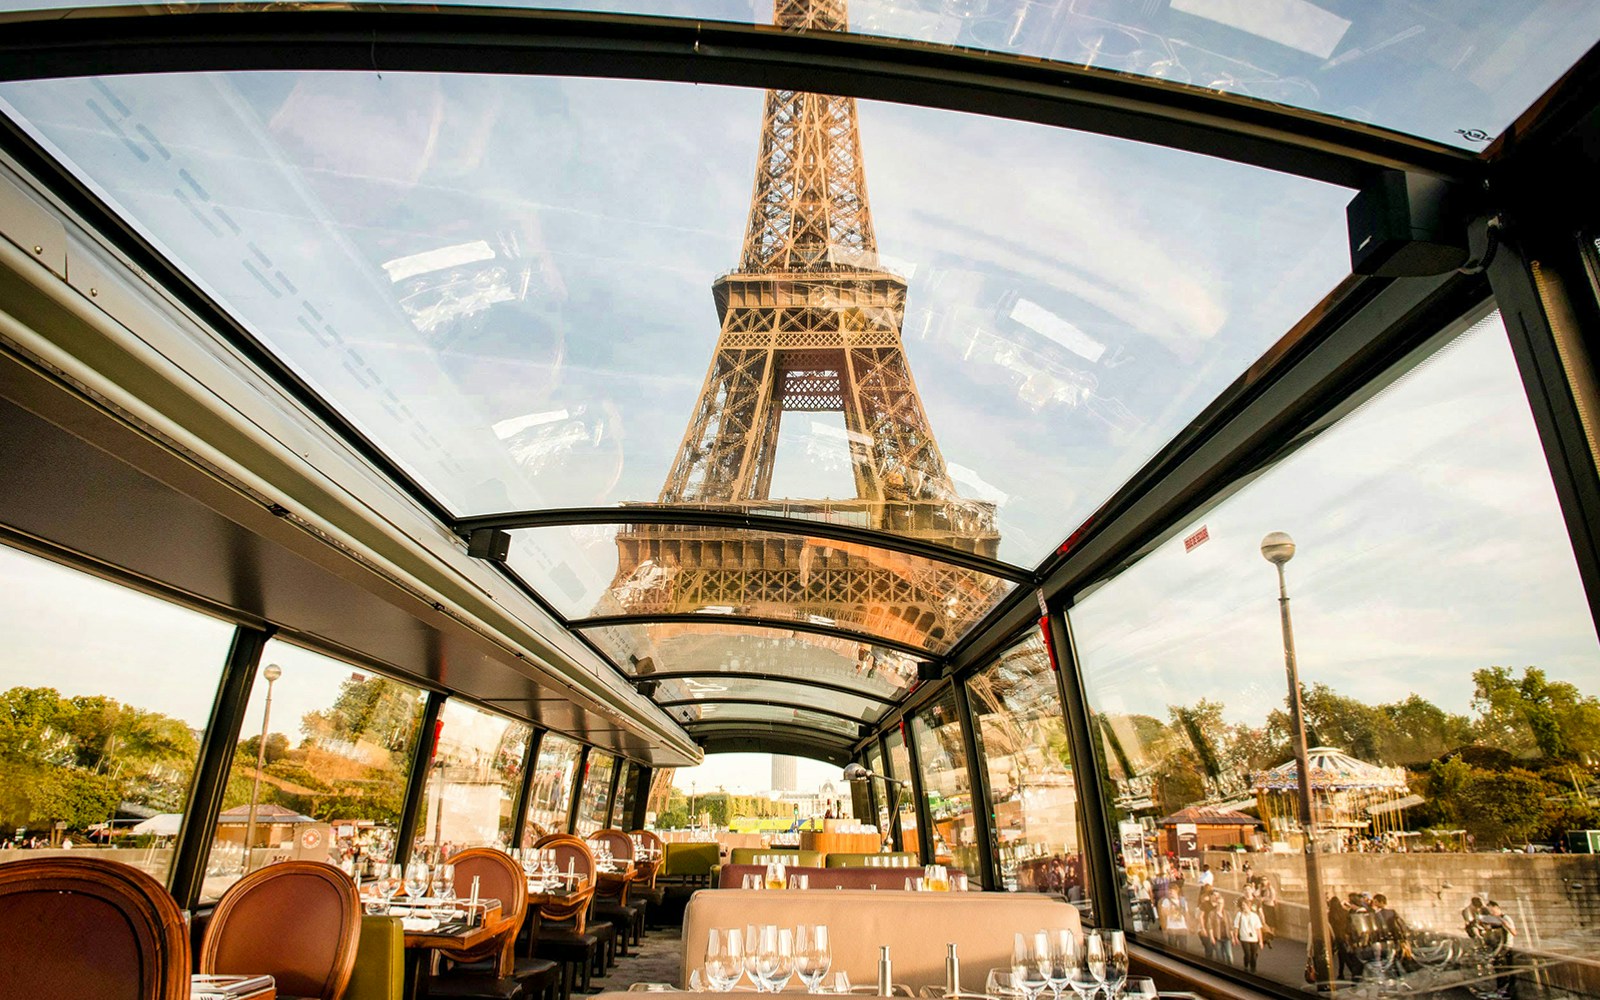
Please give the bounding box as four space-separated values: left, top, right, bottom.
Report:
1012 932 1050 1000
1044 930 1075 1000
378 864 402 914
1085 932 1107 998
1100 932 1127 1000
705 927 745 993
436 863 456 913
744 924 765 988
1065 936 1099 1000
756 926 795 993
987 969 1027 1000
404 861 430 910
796 924 832 994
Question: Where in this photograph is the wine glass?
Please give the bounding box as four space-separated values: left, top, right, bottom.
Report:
436 864 456 912
766 862 787 891
1085 931 1106 997
744 924 764 988
1123 978 1158 1000
706 927 745 993
1045 929 1076 1000
1067 937 1100 1000
756 925 795 993
796 924 832 993
828 971 853 995
987 969 1026 1000
1012 932 1049 1000
377 864 402 913
404 861 430 907
1100 931 1127 999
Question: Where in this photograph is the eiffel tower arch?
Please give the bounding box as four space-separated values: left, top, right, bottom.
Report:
607 0 1001 652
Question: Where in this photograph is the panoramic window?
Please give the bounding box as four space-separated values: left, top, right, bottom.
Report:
969 632 1086 898
865 743 890 838
0 545 233 883
416 700 530 859
202 640 428 901
1073 311 1600 991
883 729 919 853
910 689 979 877
615 759 638 830
575 750 617 837
526 732 582 839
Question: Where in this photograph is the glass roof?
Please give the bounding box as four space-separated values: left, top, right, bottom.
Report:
0 70 1351 574
581 621 919 699
653 674 889 721
507 524 1014 653
671 700 866 738
1 2 1593 151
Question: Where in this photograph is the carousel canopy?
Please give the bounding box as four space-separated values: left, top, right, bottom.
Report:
216 804 317 824
1253 747 1409 793
1156 806 1260 828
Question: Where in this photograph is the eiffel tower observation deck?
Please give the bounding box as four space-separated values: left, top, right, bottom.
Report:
609 0 1001 651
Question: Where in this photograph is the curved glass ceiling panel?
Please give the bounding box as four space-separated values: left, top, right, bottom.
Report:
582 621 919 699
673 701 865 738
507 524 1013 654
653 675 888 723
0 70 1351 568
1 3 1592 149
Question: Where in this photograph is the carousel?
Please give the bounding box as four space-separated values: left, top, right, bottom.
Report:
1253 746 1413 849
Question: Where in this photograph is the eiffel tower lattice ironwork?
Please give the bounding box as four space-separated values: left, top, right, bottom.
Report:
607 0 1001 653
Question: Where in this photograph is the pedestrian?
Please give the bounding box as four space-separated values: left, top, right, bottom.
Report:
1199 863 1215 888
1158 883 1191 951
1259 878 1278 947
1235 898 1265 973
1198 885 1231 964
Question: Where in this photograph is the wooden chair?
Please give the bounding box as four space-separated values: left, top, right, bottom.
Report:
532 834 607 995
0 856 190 1000
588 829 643 947
201 860 361 1000
432 848 560 1000
629 829 668 927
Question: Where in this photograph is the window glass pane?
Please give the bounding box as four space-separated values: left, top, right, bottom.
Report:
911 689 977 876
969 633 1085 899
0 71 1351 573
1073 312 1600 992
203 640 427 900
883 730 919 852
418 700 530 860
576 751 616 837
865 744 890 836
616 760 639 830
526 733 581 839
0 545 233 884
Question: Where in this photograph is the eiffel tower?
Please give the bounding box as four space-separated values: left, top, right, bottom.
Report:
607 0 1001 652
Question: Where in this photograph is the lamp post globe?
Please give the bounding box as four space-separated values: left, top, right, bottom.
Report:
263 663 283 683
1260 531 1296 566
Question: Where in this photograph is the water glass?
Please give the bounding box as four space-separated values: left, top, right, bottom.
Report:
987 969 1026 1000
705 927 744 993
1123 978 1158 1000
796 924 831 993
759 927 795 993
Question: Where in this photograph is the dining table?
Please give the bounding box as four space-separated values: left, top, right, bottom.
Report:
189 973 276 1000
398 900 516 1000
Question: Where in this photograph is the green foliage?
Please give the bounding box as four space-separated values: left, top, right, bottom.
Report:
27 767 122 828
237 732 291 766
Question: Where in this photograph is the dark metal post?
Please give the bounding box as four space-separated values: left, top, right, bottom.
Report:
394 692 444 868
510 727 545 849
952 674 999 890
603 756 623 829
627 764 652 830
1047 610 1120 927
568 745 591 834
900 711 934 864
168 624 272 909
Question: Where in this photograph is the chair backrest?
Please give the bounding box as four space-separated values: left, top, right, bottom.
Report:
590 828 634 861
201 860 361 1000
344 915 404 1000
663 841 719 877
446 848 528 965
534 834 597 931
631 829 665 888
728 847 824 867
0 856 190 1000
824 851 919 868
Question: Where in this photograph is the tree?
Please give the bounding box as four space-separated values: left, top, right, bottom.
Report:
1458 767 1549 847
237 732 291 766
1472 666 1600 762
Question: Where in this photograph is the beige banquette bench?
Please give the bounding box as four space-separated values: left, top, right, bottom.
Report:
681 889 1081 992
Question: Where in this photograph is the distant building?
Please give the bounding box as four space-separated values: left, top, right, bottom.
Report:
772 755 798 792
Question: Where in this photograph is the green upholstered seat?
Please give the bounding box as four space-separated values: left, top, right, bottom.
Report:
662 843 720 880
823 852 919 868
727 848 824 867
344 915 403 1000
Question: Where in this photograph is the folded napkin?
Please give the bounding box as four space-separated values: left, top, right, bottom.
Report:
401 916 440 932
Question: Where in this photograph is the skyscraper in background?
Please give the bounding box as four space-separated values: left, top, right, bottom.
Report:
771 754 798 792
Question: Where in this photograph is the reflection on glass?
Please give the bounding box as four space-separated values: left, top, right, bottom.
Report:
203 641 428 901
585 622 918 700
654 675 885 725
674 702 865 740
526 732 582 840
969 633 1084 897
865 743 890 837
1073 312 1600 994
911 689 977 876
615 759 638 830
884 729 919 851
576 751 616 836
417 700 530 860
0 545 233 885
0 69 1350 574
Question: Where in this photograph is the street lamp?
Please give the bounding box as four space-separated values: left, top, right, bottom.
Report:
1261 533 1333 985
242 662 282 873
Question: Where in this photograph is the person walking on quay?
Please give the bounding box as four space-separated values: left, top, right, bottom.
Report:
1158 882 1192 951
1198 884 1233 964
1235 898 1266 974
1328 894 1359 981
1258 878 1278 947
